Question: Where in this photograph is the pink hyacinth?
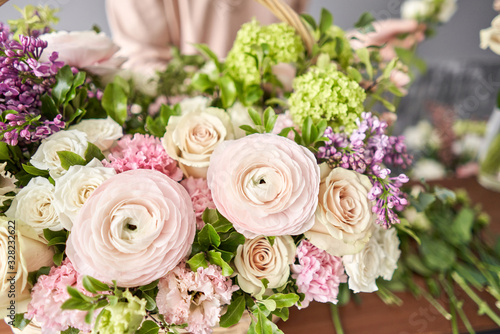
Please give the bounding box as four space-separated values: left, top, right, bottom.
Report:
156 263 238 334
181 177 216 229
103 133 183 181
26 259 96 333
291 240 347 309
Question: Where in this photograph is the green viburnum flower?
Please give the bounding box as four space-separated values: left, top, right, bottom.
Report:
95 290 147 334
225 19 304 86
289 64 366 132
319 26 353 69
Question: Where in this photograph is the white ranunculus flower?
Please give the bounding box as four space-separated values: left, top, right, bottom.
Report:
162 107 234 178
403 121 433 151
481 15 500 56
452 134 483 156
6 177 61 235
53 159 116 230
401 0 456 23
227 102 253 139
233 236 296 296
30 130 88 179
0 162 17 207
39 31 126 74
305 166 374 256
69 117 123 151
0 218 54 319
412 159 446 181
342 236 385 293
179 96 212 114
373 226 401 280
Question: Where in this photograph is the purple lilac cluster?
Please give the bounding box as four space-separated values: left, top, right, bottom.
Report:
0 23 65 146
318 112 412 228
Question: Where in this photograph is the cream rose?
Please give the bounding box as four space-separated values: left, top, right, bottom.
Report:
234 236 296 296
6 177 62 235
207 134 320 238
401 0 457 23
178 96 212 114
0 162 17 207
39 31 126 75
305 166 374 256
69 117 123 151
162 107 234 178
30 130 88 179
227 102 253 139
53 159 116 230
0 218 54 318
373 226 401 281
481 15 500 55
66 169 196 287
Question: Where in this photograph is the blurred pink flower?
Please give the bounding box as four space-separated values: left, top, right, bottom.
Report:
104 133 183 181
181 177 216 229
272 111 299 140
291 240 347 309
156 263 238 334
390 69 411 95
26 259 95 333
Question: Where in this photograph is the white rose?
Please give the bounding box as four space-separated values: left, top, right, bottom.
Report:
372 226 401 280
0 162 17 207
412 159 446 181
53 159 116 230
0 218 54 318
402 121 433 151
39 31 126 75
234 236 296 296
305 166 374 256
401 0 456 23
227 102 253 139
69 117 123 151
342 237 385 293
179 96 212 114
30 130 88 179
162 108 234 178
6 177 61 235
481 15 500 56
452 134 483 156
437 0 457 23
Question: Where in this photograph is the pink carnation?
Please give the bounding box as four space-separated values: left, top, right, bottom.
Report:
181 177 216 229
26 259 95 333
103 133 183 181
291 240 347 309
156 263 238 334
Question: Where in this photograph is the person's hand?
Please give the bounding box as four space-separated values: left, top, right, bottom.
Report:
349 19 426 61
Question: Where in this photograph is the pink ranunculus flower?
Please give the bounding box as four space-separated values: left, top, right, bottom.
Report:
103 133 183 182
207 134 320 238
156 263 238 334
39 31 126 75
181 177 216 229
66 169 196 287
291 240 347 309
26 259 95 333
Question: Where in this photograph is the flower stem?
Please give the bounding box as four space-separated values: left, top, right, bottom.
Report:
330 303 344 334
414 283 452 320
452 272 500 327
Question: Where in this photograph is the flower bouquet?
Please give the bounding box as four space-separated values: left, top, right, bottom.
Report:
1 1 499 334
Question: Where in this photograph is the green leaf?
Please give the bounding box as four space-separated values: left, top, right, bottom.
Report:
271 307 289 321
84 142 105 163
411 192 436 212
266 236 275 247
354 12 375 30
420 238 456 272
13 313 30 330
139 279 159 292
219 231 245 253
244 85 264 106
248 108 262 126
405 254 433 277
449 208 475 245
27 266 51 287
300 13 317 30
145 116 166 138
52 65 73 106
192 73 215 92
207 250 233 276
256 308 273 334
142 291 157 311
239 125 259 135
82 276 110 294
22 164 49 177
259 299 276 312
266 293 299 308
40 94 59 120
57 151 86 170
219 295 246 328
102 83 128 125
202 209 219 225
198 224 221 248
434 187 456 202
67 108 86 124
319 8 333 34
61 298 91 311
355 48 373 79
53 251 64 266
66 71 87 105
47 236 67 246
383 58 398 79
263 107 278 133
210 214 233 233
219 76 237 108
61 327 80 334
187 253 209 272
194 43 222 72
301 117 313 145
137 320 160 334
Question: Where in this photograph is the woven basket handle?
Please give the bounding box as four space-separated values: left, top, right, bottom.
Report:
254 0 314 55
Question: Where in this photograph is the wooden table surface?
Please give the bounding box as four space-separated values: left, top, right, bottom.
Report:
2 177 499 334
